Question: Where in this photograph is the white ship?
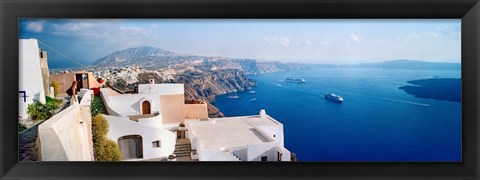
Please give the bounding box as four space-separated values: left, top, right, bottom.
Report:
324 93 343 103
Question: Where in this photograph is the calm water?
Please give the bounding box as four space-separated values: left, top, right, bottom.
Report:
213 68 461 161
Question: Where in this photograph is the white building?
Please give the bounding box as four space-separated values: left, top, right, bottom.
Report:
100 83 291 161
100 84 189 160
185 110 291 161
19 39 47 119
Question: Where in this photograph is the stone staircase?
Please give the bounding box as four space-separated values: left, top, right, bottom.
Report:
232 153 241 161
222 151 240 161
173 138 192 157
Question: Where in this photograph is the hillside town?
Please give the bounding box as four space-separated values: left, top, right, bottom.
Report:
19 38 295 162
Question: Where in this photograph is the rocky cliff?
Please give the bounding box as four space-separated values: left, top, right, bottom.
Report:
174 69 255 118
178 69 254 102
111 70 254 117
209 59 308 74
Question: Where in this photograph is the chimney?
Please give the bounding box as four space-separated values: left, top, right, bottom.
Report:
260 109 266 118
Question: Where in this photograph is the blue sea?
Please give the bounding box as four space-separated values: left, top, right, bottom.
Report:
213 67 461 161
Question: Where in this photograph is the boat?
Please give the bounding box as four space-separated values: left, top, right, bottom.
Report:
285 77 306 83
249 90 256 94
324 93 343 103
227 91 239 99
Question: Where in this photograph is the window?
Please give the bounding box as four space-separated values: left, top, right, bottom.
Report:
261 156 268 161
152 140 161 148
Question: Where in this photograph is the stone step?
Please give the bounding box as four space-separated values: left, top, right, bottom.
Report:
174 150 191 153
175 145 192 148
175 154 190 156
175 146 191 149
174 148 192 151
175 145 191 148
174 150 192 154
174 148 192 152
174 153 191 157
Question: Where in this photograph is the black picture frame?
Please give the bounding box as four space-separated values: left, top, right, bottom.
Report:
1 0 479 179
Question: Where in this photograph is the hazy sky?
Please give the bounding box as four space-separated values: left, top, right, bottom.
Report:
19 19 461 69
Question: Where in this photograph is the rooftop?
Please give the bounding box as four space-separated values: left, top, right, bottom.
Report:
186 115 279 150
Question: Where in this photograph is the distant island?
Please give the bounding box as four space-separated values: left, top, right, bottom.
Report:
399 78 461 102
353 60 460 70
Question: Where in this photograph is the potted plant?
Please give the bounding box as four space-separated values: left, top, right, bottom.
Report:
179 122 186 130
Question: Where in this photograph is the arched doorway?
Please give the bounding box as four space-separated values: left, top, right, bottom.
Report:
118 135 143 160
142 101 151 115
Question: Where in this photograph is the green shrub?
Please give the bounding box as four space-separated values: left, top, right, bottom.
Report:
27 101 56 120
51 81 60 97
92 114 122 161
92 114 109 145
27 96 62 121
91 96 107 117
46 96 62 106
18 123 27 133
95 139 123 161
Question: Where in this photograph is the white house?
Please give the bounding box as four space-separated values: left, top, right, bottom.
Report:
19 39 47 119
185 110 291 161
100 84 188 160
100 82 292 161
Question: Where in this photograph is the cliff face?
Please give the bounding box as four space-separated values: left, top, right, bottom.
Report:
213 59 308 74
178 69 253 102
124 69 254 118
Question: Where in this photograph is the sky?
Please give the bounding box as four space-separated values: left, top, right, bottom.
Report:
19 19 461 69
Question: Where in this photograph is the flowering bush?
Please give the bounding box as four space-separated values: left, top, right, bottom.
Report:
90 88 101 96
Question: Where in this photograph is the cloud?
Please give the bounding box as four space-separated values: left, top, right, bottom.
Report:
51 22 96 35
304 40 312 46
349 34 361 42
438 25 460 39
395 32 440 42
60 23 93 32
264 36 290 47
26 20 46 33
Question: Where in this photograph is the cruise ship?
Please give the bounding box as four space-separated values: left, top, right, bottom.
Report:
324 93 343 103
285 77 306 83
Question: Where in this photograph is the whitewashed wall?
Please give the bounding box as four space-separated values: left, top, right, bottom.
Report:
38 106 93 161
100 88 160 117
19 39 46 119
104 115 176 160
138 115 163 128
38 90 94 161
254 125 284 147
138 84 184 95
246 142 277 161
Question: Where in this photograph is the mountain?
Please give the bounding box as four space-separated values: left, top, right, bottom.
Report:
92 46 184 66
353 60 460 70
92 46 309 74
